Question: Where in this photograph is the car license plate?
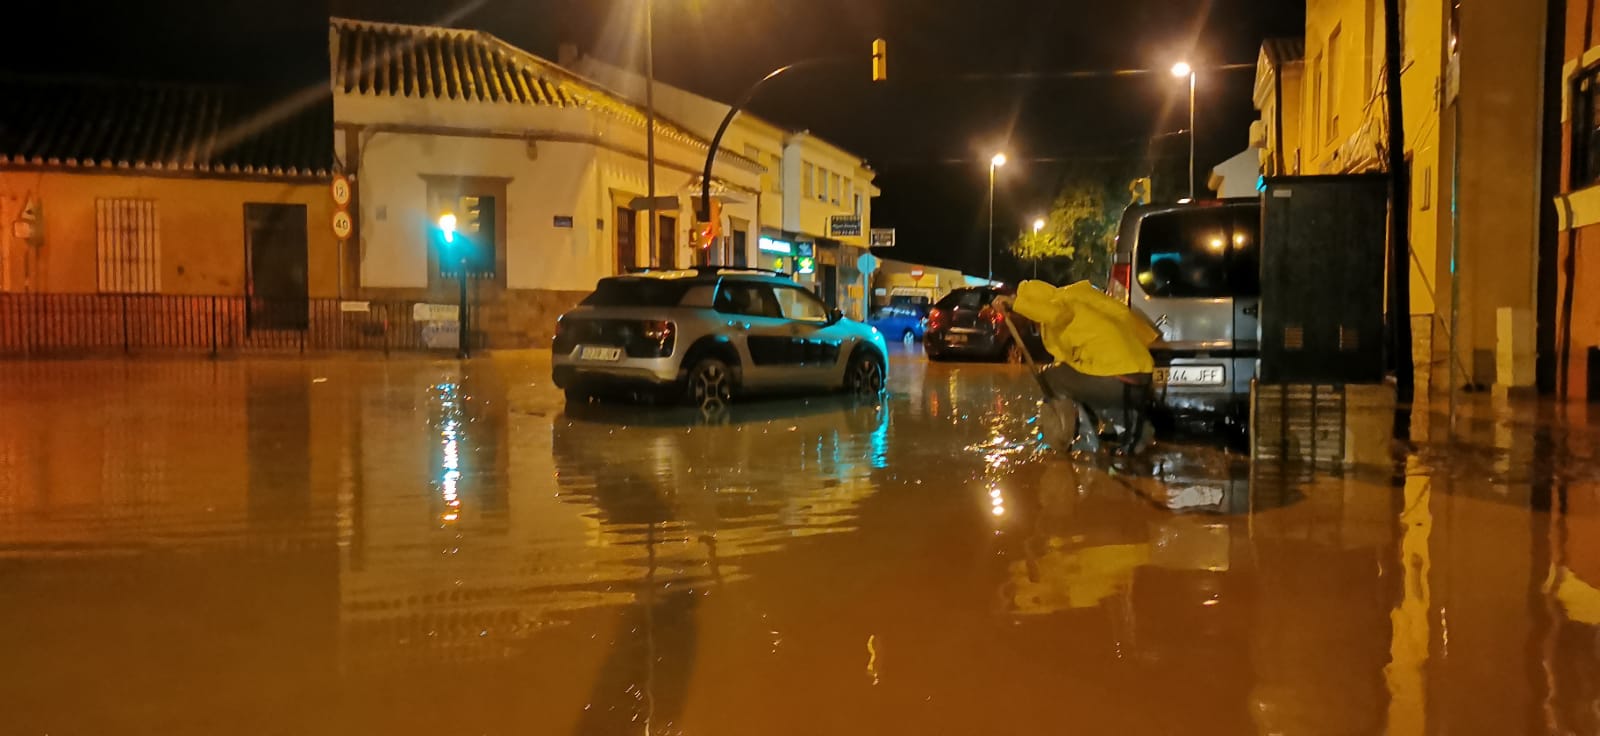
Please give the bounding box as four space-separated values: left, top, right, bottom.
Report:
948 333 968 345
1154 364 1225 386
579 346 622 361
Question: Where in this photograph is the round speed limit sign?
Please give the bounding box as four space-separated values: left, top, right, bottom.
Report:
332 210 353 240
331 175 352 208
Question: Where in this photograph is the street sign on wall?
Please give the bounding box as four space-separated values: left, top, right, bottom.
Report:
829 215 863 237
869 228 895 248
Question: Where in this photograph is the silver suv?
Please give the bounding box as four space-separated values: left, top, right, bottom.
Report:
1111 199 1260 421
552 268 890 404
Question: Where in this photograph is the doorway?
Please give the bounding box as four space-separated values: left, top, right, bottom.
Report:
616 206 637 273
244 203 309 330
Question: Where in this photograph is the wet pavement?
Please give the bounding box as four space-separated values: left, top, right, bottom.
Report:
2 348 1599 735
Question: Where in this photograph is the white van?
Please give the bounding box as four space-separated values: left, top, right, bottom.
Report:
1110 199 1260 422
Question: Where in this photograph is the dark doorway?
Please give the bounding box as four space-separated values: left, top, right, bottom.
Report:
244 203 309 330
821 264 839 309
616 206 637 273
732 229 748 268
659 215 677 269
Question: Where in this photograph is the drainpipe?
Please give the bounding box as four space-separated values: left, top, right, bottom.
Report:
1555 0 1593 396
1274 62 1286 175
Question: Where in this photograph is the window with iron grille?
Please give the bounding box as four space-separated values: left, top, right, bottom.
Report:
95 199 160 293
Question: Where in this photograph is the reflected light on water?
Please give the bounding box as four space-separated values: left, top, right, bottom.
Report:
436 383 464 526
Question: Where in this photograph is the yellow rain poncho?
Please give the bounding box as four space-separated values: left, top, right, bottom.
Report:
1011 279 1158 377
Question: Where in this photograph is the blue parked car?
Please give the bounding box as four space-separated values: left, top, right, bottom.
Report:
868 304 929 346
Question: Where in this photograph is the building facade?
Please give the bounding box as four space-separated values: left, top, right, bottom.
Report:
331 19 763 348
567 51 881 319
0 76 348 355
1255 0 1552 398
1558 0 1600 399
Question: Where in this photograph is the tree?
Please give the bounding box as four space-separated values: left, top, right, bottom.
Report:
1008 172 1125 287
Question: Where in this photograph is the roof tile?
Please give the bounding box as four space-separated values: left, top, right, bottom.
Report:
0 75 333 178
330 17 745 160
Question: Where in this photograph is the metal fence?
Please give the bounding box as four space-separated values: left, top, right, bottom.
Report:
0 293 447 357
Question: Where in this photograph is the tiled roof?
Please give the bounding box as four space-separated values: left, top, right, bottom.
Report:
0 75 333 178
330 18 743 161
1262 38 1306 66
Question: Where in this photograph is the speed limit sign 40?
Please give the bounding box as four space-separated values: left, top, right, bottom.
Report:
331 175 352 208
332 210 353 240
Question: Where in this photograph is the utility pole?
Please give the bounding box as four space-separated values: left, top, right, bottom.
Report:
1383 0 1415 434
644 0 658 267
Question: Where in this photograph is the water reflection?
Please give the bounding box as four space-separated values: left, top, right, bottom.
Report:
0 357 1598 733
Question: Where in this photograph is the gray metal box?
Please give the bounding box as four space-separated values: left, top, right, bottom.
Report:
1259 175 1389 384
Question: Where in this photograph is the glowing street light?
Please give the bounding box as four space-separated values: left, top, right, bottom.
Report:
988 152 1007 281
1172 61 1197 200
1032 217 1046 233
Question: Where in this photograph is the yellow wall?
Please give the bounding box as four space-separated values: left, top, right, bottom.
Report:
1302 0 1446 315
0 171 339 297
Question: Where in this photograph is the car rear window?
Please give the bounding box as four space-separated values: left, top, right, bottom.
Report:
936 290 984 310
581 278 695 307
1134 208 1260 299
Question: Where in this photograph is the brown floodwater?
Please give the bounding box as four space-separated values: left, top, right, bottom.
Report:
0 349 1597 735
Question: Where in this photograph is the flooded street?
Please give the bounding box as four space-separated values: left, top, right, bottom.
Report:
3 349 1600 735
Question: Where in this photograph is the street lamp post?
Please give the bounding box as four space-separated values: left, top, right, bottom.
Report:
644 0 658 267
988 152 1006 281
1172 62 1196 201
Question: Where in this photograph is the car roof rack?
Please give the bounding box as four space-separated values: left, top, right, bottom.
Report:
621 266 787 278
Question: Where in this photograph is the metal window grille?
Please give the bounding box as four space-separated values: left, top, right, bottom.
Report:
96 199 160 293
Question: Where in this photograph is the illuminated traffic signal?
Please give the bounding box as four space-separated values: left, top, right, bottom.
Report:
693 198 723 248
460 196 483 234
437 212 458 243
871 39 887 82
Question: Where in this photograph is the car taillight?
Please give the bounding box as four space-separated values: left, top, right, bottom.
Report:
928 308 945 329
1110 263 1132 304
985 307 1005 325
627 320 676 358
552 316 573 350
643 320 674 342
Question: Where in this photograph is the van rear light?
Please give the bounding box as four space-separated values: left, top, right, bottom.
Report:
928 308 945 329
1110 263 1132 304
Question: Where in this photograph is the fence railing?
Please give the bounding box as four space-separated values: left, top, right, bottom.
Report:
0 293 448 357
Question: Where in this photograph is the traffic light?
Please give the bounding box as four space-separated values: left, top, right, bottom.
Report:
437 212 458 244
871 38 887 82
460 196 483 235
693 198 723 248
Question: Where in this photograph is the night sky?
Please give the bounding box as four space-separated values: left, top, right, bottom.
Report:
0 0 1303 279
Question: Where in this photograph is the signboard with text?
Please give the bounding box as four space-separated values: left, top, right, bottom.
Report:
869 228 896 248
829 215 863 238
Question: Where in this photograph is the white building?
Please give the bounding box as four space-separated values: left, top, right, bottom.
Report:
330 18 763 346
1208 148 1264 199
566 50 881 318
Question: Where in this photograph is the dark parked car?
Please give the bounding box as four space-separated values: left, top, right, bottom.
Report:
923 285 1050 363
867 304 928 346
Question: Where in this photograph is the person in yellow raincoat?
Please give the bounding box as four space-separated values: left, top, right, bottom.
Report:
1007 279 1160 447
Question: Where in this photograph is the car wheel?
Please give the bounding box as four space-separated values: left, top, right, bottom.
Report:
901 330 917 346
845 351 886 396
685 358 734 407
